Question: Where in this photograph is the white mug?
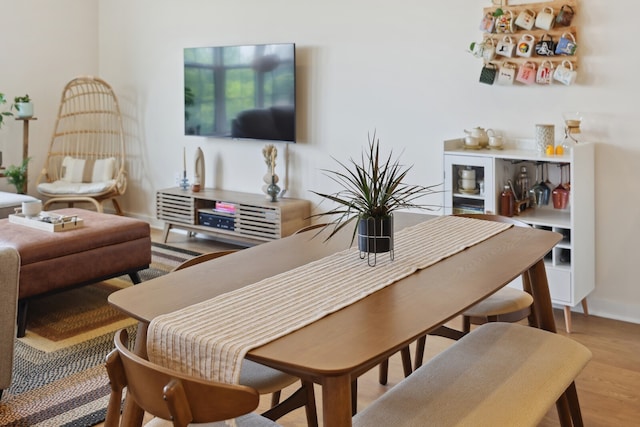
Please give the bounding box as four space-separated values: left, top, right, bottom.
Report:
515 9 536 31
458 178 476 191
458 168 476 180
22 200 42 218
535 7 555 31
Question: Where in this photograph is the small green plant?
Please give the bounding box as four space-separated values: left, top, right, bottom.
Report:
5 157 31 194
14 94 31 104
0 93 14 129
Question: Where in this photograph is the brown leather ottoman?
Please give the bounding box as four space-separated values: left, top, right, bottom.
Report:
0 208 151 337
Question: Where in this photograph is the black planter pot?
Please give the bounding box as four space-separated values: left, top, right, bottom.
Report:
358 216 394 266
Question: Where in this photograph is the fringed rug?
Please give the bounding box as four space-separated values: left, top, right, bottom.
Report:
0 242 201 427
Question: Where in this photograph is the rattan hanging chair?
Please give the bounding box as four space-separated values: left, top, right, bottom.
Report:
37 76 127 214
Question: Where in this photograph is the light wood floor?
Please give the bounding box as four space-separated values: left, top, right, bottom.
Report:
102 228 640 426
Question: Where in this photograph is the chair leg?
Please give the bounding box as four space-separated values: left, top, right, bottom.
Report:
303 380 319 427
400 346 412 378
462 315 472 333
414 335 426 370
378 359 389 385
351 379 358 415
262 381 317 427
564 381 584 427
270 390 281 407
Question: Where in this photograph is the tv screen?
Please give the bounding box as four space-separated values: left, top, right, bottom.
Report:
184 43 296 143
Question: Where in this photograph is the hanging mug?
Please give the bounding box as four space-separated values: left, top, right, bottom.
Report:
536 60 554 85
479 63 498 85
482 38 496 61
556 4 575 27
496 35 515 58
516 34 535 58
555 32 577 56
535 6 555 31
480 12 496 33
516 62 537 85
515 8 536 31
497 62 517 85
535 34 556 56
553 60 577 86
495 9 514 34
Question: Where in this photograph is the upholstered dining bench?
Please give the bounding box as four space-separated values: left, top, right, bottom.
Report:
352 322 591 427
0 208 150 337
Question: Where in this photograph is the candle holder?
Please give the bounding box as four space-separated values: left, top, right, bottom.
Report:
179 176 190 191
266 175 280 202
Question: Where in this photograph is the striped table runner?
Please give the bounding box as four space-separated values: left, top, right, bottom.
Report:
147 215 511 384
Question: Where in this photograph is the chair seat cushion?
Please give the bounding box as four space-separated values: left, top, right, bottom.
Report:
38 179 116 195
145 412 281 427
463 287 533 317
239 359 298 394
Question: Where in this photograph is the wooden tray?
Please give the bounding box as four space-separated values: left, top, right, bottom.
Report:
9 213 84 232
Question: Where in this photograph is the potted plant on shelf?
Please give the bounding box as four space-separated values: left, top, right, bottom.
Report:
12 94 33 118
5 157 31 194
311 132 441 266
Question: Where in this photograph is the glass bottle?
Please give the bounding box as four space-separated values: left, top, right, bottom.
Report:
500 185 515 217
515 166 530 202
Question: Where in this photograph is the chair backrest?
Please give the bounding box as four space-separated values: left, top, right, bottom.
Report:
0 247 20 393
454 213 531 228
104 329 261 427
293 223 328 235
39 76 126 184
171 250 238 272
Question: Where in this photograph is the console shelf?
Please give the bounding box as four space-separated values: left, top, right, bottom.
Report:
443 139 594 332
157 187 311 246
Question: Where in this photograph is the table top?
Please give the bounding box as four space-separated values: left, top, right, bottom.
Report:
109 213 561 377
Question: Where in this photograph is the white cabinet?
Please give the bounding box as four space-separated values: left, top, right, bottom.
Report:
443 139 595 332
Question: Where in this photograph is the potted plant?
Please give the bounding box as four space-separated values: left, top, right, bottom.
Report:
12 94 33 118
5 157 31 194
311 132 440 265
0 92 14 128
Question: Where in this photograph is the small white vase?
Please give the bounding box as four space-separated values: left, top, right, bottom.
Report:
15 102 33 118
262 172 279 197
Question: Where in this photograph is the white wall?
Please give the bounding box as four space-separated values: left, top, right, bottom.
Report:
0 0 99 193
2 0 638 324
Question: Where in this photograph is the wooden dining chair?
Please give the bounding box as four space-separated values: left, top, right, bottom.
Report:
411 213 537 370
171 250 318 427
104 329 281 427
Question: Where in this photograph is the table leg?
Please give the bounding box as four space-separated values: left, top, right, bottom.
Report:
323 375 353 427
120 321 149 426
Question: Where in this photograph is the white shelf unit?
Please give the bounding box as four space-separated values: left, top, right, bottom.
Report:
443 139 595 332
157 188 311 247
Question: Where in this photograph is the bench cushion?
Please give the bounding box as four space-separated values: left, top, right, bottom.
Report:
353 322 591 427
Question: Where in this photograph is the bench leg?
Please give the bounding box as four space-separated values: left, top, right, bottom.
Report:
16 299 28 338
565 382 585 427
129 272 142 284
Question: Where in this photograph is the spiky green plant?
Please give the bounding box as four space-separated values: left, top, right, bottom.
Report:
311 132 441 243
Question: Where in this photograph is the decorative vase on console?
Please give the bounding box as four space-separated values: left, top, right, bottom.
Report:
262 144 279 199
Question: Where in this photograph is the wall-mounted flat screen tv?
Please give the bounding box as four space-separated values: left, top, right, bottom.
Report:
184 43 296 143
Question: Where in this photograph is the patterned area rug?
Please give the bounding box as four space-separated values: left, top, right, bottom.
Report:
0 242 201 427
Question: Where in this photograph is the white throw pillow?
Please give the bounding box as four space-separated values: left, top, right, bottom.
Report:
61 156 115 183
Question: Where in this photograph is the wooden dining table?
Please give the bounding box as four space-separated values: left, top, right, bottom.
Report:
109 212 563 426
